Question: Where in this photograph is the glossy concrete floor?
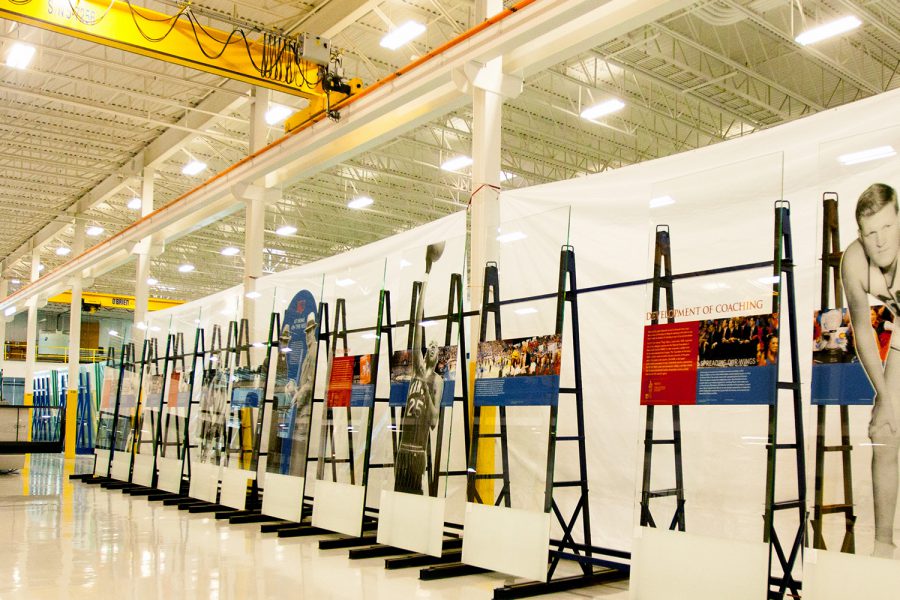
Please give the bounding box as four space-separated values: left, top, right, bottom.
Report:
0 455 629 599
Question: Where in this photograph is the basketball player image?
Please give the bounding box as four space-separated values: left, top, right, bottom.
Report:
841 183 900 558
394 242 445 495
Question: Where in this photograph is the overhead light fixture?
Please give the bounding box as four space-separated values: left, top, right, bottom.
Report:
178 264 195 273
380 21 426 50
182 159 207 176
496 231 527 244
335 278 355 287
500 171 517 182
837 145 896 166
580 99 626 121
55 247 71 256
347 196 374 210
221 246 240 256
265 103 293 125
245 291 262 299
136 322 148 330
37 264 45 272
109 330 120 337
11 279 20 285
441 155 473 172
649 195 676 209
86 225 104 236
127 197 142 210
399 259 412 269
265 247 287 256
4 306 16 317
5 42 35 69
146 277 158 286
275 225 297 236
795 15 862 46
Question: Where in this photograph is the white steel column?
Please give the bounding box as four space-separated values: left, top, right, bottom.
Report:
469 0 505 310
24 249 41 406
133 167 155 349
469 0 508 501
244 87 272 345
0 278 7 376
65 220 85 457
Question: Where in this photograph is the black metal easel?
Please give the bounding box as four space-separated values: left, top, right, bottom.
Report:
639 226 686 532
764 201 807 600
810 192 856 553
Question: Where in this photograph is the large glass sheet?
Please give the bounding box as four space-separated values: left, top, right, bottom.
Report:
313 257 386 494
190 289 243 470
810 128 900 560
636 153 784 553
260 275 325 479
157 307 200 462
369 234 467 552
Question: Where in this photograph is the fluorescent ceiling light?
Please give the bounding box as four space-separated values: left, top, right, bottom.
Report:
348 196 374 210
182 160 207 176
496 231 527 244
837 145 896 166
150 326 161 332
221 246 240 256
136 322 148 330
500 171 517 182
86 226 104 236
580 98 625 120
109 330 119 337
11 279 20 284
4 307 16 317
265 103 292 125
335 278 355 287
37 264 45 272
795 16 862 46
127 197 142 210
55 247 71 256
275 225 297 236
756 275 780 285
265 247 287 256
178 264 195 273
649 195 675 208
146 277 158 286
514 307 538 315
441 155 473 171
245 291 262 299
6 43 35 69
380 21 426 50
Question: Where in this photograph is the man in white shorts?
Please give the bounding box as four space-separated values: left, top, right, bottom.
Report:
842 182 900 558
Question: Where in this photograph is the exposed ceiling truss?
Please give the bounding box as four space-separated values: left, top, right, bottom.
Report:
0 0 898 305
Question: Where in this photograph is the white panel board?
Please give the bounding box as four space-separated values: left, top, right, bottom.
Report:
93 448 110 476
461 502 551 582
189 462 220 503
261 473 305 522
311 480 365 537
220 468 255 509
377 490 446 557
804 549 900 600
156 456 183 494
131 453 155 487
110 450 131 482
630 527 768 600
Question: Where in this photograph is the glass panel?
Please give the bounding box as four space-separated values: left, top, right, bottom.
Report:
636 152 785 548
812 128 900 559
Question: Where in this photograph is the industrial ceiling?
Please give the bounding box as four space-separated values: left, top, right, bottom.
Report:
0 0 898 302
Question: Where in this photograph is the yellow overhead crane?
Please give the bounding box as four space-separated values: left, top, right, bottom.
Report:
0 0 362 129
47 291 184 312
